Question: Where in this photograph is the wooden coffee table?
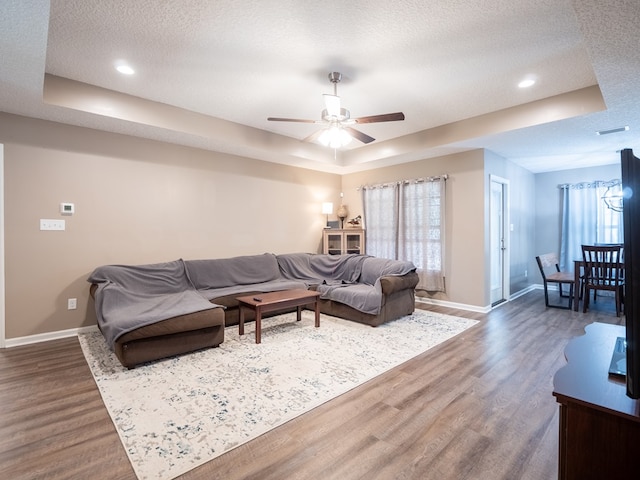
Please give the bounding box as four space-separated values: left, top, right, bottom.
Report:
237 289 321 344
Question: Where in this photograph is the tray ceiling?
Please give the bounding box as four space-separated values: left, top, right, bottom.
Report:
1 0 639 173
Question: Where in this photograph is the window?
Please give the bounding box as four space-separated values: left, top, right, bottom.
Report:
362 177 446 291
559 179 624 271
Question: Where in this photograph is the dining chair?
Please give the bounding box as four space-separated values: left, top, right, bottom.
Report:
581 244 625 316
535 253 575 309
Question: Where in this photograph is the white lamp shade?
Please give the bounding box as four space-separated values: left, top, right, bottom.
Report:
322 202 334 214
318 125 352 148
323 94 341 117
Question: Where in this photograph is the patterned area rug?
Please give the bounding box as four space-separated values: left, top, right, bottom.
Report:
78 309 478 480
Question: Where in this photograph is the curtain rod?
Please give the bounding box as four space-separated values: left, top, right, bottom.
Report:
558 178 620 189
358 174 448 190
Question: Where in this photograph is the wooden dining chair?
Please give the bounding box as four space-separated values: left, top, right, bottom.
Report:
536 253 575 309
581 244 625 316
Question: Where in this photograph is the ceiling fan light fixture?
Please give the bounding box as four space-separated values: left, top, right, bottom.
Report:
321 108 350 122
267 71 404 147
318 125 352 148
323 94 341 118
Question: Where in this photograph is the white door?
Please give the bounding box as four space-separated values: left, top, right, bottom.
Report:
490 176 510 306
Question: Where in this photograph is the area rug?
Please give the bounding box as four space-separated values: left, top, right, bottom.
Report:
78 309 478 480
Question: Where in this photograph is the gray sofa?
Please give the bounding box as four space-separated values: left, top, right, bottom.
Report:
88 259 226 368
88 253 418 368
278 252 418 327
184 253 307 325
185 252 418 327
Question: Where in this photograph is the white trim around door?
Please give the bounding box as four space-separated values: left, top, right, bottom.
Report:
1 143 5 348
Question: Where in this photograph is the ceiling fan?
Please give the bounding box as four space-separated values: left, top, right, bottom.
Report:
267 72 405 148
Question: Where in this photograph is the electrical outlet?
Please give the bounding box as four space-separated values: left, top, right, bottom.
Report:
68 298 77 310
524 270 528 278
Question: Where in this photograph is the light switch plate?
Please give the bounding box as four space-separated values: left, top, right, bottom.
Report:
40 219 65 231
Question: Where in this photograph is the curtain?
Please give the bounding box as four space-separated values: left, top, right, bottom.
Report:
362 176 446 291
559 179 623 271
361 184 399 260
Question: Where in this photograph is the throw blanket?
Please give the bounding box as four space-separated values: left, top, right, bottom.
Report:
277 253 367 284
318 257 416 314
88 259 218 350
185 254 281 290
278 253 416 315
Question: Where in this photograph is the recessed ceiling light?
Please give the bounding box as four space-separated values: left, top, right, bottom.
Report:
596 126 629 135
518 78 536 88
115 63 135 75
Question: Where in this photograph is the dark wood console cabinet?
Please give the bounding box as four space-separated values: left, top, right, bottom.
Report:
553 322 640 479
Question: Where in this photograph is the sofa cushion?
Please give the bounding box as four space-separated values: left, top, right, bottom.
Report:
277 252 366 284
360 257 416 285
317 283 382 314
185 253 281 289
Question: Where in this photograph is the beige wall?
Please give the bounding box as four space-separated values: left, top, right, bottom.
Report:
1 113 341 339
341 150 487 307
1 112 539 341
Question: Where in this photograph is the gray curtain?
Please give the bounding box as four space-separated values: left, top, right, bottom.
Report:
559 179 623 271
362 176 446 291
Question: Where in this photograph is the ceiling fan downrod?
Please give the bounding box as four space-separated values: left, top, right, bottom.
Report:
328 72 342 95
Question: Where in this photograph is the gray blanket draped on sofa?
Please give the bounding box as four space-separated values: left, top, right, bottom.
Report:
88 259 218 350
277 253 416 315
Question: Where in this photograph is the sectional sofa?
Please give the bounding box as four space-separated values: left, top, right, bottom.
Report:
88 252 418 367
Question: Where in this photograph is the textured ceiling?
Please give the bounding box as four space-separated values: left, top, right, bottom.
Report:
1 0 639 174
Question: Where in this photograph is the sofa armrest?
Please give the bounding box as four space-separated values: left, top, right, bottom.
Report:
379 271 419 295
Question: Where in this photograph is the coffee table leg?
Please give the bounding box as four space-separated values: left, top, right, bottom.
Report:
255 309 262 344
239 305 245 336
314 300 320 328
296 305 302 321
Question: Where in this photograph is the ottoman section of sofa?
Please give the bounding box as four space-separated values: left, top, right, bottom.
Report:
109 307 225 368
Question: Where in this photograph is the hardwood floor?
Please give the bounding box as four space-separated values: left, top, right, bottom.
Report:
0 290 625 480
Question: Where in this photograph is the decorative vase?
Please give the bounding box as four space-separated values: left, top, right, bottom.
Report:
337 204 348 228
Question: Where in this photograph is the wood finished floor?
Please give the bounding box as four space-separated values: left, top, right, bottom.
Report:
0 290 625 480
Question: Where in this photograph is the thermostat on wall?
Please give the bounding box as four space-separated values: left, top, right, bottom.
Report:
60 202 74 215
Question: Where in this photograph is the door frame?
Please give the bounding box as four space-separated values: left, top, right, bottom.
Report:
489 174 510 306
1 144 5 348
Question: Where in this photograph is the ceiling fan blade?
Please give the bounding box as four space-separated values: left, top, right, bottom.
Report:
344 127 375 144
354 112 405 124
267 117 317 123
302 129 326 143
323 94 341 117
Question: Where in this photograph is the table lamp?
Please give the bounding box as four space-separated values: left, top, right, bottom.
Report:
322 202 333 227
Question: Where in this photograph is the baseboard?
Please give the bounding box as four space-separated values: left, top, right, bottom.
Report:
4 324 99 348
416 285 539 314
415 297 492 314
510 284 538 300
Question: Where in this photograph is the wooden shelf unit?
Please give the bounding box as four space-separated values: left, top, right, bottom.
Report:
322 229 365 255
